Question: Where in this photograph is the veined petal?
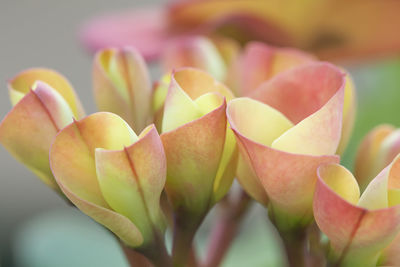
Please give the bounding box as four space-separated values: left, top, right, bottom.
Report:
50 112 143 247
8 68 84 118
0 82 75 190
95 125 166 246
93 47 152 133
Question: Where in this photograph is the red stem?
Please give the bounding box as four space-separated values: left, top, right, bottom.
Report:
204 190 251 267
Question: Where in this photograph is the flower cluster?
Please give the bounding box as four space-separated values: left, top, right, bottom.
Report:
1 38 399 267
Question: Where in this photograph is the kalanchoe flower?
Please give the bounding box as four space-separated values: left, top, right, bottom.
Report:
161 68 236 219
314 155 400 267
227 63 345 231
81 0 400 62
0 69 84 191
50 112 167 254
93 47 152 133
354 124 400 191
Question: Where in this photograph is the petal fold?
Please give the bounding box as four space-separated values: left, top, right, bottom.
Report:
50 112 146 247
0 82 75 190
8 68 84 118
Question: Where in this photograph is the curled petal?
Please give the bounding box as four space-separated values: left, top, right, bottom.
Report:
270 80 344 156
0 82 75 190
8 68 84 118
50 112 144 247
227 42 314 96
93 47 152 133
250 62 345 124
162 68 233 133
314 161 400 266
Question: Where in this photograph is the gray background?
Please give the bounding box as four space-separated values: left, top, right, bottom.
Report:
0 0 163 262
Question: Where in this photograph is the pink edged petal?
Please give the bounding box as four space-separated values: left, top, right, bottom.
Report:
235 131 339 229
161 99 227 217
249 62 345 124
314 163 400 266
8 68 85 118
81 8 169 61
227 42 315 96
50 112 144 247
271 78 344 156
0 82 75 190
95 125 166 246
93 47 152 133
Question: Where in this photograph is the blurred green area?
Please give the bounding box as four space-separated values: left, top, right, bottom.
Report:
10 58 400 266
13 204 286 267
342 57 400 169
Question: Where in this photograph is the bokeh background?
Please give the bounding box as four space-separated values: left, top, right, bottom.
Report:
1 0 400 266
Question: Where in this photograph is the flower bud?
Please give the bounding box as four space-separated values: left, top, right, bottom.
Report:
0 72 82 191
354 124 400 191
93 47 152 133
50 112 166 249
161 68 236 221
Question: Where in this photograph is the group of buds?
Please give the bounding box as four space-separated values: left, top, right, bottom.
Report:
1 37 399 267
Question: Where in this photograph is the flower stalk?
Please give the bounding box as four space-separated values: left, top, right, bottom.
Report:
204 189 251 267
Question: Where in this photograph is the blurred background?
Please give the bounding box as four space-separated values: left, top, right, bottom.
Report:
1 0 400 266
